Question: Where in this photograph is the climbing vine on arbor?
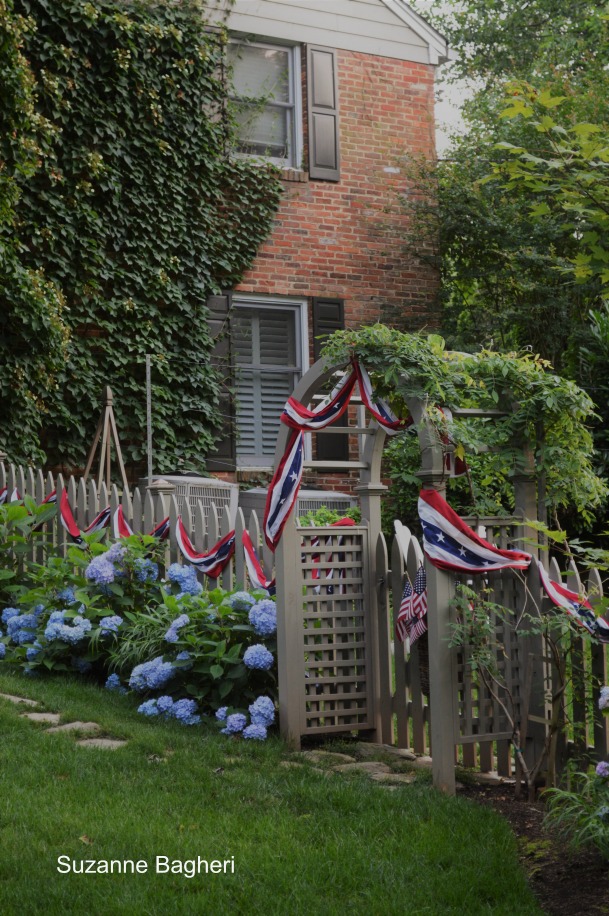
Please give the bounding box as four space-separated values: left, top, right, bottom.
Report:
322 325 607 523
7 0 282 472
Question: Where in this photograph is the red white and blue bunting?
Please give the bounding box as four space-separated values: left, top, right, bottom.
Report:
419 488 609 643
242 530 276 594
175 518 236 579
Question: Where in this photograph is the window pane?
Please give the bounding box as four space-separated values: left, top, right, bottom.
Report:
234 105 288 160
229 45 290 103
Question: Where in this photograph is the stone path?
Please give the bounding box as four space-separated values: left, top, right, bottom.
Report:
0 692 127 750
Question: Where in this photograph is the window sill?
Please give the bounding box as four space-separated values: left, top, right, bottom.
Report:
281 168 309 183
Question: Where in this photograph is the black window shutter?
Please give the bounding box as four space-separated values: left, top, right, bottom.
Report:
312 298 348 461
307 46 340 182
206 293 236 472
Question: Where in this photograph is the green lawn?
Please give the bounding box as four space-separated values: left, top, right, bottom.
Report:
0 672 542 915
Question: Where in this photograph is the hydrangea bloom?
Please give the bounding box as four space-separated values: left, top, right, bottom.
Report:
174 650 192 670
138 699 160 717
248 599 277 637
57 587 76 604
164 614 190 644
100 615 123 635
243 644 274 671
167 563 202 596
243 723 267 740
129 656 175 692
85 555 115 586
0 644 5 660
597 761 609 778
215 707 228 721
7 613 38 645
221 713 247 735
44 612 92 645
134 558 158 583
229 591 256 611
26 643 42 661
249 696 276 728
599 687 609 712
106 543 127 563
1 607 19 626
105 673 123 691
156 695 175 713
168 698 200 726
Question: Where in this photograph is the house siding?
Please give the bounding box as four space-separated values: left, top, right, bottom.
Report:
211 0 432 62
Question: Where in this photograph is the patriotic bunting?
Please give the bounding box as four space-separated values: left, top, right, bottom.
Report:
112 506 134 539
537 562 609 644
263 429 305 551
395 565 428 645
353 362 412 436
150 517 170 540
418 488 531 573
282 369 357 431
175 518 235 578
59 491 85 546
243 530 276 594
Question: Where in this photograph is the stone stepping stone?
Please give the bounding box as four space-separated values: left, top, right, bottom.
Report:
21 712 61 725
299 750 357 765
76 738 127 750
370 772 416 785
0 693 38 707
45 721 100 735
334 761 392 775
356 742 416 761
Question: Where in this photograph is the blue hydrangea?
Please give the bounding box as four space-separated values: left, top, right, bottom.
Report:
71 657 91 673
168 698 200 725
44 612 92 645
167 563 202 596
57 587 76 604
85 555 115 586
106 543 127 563
1 607 19 626
221 713 247 735
26 642 42 662
597 761 609 778
229 591 256 611
99 615 123 635
129 656 176 692
243 644 274 671
215 706 228 721
164 613 190 644
33 603 45 618
7 613 38 645
138 699 160 717
248 599 277 637
134 558 158 583
174 650 192 670
105 673 122 691
0 644 5 660
243 723 268 740
249 696 276 728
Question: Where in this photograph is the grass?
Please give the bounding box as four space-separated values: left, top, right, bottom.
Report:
0 671 543 915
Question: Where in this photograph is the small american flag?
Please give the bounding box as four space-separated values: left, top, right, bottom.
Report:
395 565 427 645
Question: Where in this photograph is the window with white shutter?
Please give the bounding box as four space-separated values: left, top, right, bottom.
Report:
232 298 307 466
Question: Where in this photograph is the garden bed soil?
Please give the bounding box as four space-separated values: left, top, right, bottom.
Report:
458 783 609 915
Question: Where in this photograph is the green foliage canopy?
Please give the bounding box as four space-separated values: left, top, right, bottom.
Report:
4 0 282 472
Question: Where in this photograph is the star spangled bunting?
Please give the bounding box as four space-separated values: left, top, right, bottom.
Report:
418 488 532 572
175 518 235 578
60 491 111 545
150 517 170 540
353 362 412 435
282 368 357 430
243 530 276 595
112 506 134 538
537 561 609 644
263 429 305 551
85 506 112 534
395 564 428 645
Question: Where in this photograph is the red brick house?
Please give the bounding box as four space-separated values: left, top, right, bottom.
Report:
205 0 449 481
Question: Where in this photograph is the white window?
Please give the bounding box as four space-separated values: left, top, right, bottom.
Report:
232 297 308 466
228 40 302 168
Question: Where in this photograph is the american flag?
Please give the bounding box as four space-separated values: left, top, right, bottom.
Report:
395 565 428 645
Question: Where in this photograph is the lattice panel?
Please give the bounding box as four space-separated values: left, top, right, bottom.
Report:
300 526 373 734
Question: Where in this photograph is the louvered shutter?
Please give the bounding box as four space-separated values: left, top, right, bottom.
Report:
206 293 236 472
307 46 340 181
312 298 348 461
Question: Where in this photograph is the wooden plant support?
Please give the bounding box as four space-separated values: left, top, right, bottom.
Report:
83 386 130 494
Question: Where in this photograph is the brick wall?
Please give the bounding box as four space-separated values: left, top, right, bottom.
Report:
235 49 440 335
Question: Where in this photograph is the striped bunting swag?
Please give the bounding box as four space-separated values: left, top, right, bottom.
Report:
353 361 411 435
112 506 134 538
150 516 170 540
263 429 305 551
395 565 428 645
175 518 235 578
1 487 22 504
537 561 609 644
60 492 111 545
243 530 276 594
282 368 357 431
418 488 531 572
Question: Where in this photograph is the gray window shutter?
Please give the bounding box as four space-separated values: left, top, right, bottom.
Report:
307 46 340 182
206 293 236 472
312 298 348 461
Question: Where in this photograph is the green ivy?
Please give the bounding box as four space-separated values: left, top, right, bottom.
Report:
6 0 282 472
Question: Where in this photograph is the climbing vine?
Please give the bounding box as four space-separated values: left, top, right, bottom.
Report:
322 325 606 521
6 0 282 472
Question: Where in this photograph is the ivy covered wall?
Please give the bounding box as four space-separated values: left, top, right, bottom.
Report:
3 0 282 474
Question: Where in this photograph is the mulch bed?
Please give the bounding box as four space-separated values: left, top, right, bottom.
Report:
457 783 609 915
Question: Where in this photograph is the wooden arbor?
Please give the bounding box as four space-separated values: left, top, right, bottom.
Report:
272 355 550 793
